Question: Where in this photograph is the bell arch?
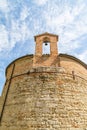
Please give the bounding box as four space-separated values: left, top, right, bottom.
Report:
42 37 51 55
34 32 58 56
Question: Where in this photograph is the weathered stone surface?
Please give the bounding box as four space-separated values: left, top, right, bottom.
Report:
0 67 87 130
0 33 87 130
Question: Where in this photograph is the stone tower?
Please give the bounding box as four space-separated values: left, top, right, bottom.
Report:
33 32 59 67
0 33 87 130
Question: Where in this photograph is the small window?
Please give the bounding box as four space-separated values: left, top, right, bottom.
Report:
42 41 50 55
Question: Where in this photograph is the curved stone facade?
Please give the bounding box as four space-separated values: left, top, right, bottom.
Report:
0 32 87 130
5 54 87 80
0 55 87 130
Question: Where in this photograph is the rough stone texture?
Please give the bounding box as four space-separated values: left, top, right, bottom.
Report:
4 54 87 80
0 33 87 130
33 33 58 67
59 54 87 79
0 67 87 130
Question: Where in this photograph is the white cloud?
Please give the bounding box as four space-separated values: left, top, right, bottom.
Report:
0 0 87 59
0 0 9 12
33 0 49 5
10 20 32 46
0 25 9 51
20 6 30 21
78 51 87 64
43 1 87 53
10 20 22 46
0 20 32 52
20 22 32 41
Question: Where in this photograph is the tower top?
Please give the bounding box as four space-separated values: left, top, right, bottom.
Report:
34 32 58 42
33 32 59 67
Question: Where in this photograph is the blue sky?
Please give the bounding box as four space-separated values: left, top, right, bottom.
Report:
0 0 87 95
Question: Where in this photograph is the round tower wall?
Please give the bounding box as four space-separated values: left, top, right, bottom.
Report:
6 55 33 80
0 54 87 130
5 54 87 81
59 55 87 79
0 67 87 130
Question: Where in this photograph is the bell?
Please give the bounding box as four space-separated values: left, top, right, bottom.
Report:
44 41 48 46
45 43 48 46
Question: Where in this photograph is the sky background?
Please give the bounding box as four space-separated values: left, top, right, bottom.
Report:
0 0 87 95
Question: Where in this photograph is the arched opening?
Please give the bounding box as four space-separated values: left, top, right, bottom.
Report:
42 41 50 55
